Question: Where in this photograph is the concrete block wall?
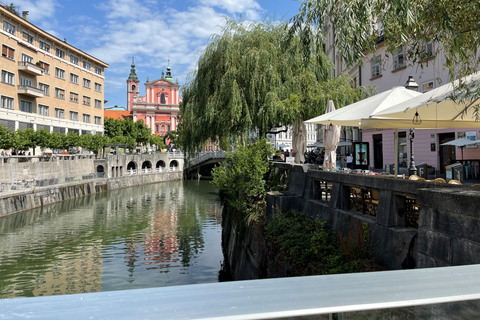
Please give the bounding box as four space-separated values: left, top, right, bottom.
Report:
417 188 480 268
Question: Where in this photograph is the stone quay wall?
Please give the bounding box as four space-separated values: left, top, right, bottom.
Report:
0 154 183 218
269 163 480 270
224 163 480 280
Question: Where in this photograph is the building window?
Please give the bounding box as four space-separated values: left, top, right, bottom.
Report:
131 84 136 91
70 73 79 84
20 77 32 87
20 100 33 113
69 111 78 121
422 81 434 92
55 67 65 80
70 55 78 65
3 21 15 35
160 93 166 104
55 88 65 100
83 61 91 70
55 48 65 59
94 82 102 92
83 96 91 106
83 78 91 88
398 131 407 167
94 66 102 75
421 41 433 60
83 114 90 123
94 99 102 109
69 92 79 103
393 47 404 70
371 56 381 78
55 108 65 119
38 61 49 74
39 83 50 95
155 124 159 132
1 70 15 85
94 116 102 125
2 45 15 60
21 53 33 64
38 104 49 116
22 31 34 44
39 40 50 52
1 96 14 109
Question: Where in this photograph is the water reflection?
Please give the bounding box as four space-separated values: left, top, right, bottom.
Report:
0 180 223 298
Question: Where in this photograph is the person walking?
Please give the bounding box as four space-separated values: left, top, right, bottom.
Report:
347 153 353 169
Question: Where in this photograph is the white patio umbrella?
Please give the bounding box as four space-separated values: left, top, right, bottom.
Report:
292 119 306 164
440 138 477 160
305 86 422 126
362 72 480 129
305 87 422 175
322 101 341 170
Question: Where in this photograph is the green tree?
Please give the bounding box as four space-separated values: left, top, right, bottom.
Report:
289 0 480 86
35 129 51 153
47 132 65 151
149 134 165 151
80 134 105 153
180 18 365 154
64 131 81 151
212 138 274 224
0 125 12 151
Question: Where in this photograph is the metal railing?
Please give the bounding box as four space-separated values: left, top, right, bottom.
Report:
1 264 480 319
187 151 226 168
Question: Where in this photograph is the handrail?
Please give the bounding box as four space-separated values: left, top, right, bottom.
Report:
1 264 480 319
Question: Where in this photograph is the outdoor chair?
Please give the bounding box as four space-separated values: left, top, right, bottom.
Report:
448 180 462 185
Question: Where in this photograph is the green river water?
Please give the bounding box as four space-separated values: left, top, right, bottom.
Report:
0 180 223 298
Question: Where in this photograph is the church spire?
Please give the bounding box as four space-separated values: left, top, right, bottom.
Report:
165 59 173 82
128 56 139 82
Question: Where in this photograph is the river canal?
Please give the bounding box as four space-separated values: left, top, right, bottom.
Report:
0 180 223 298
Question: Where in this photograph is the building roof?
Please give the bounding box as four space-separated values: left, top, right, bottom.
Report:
104 109 132 120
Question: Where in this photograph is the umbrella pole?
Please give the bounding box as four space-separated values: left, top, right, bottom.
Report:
394 129 399 176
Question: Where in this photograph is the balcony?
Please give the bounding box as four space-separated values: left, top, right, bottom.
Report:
17 85 44 98
18 61 44 76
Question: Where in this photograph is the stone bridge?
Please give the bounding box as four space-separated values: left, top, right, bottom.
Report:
184 151 226 179
101 152 184 179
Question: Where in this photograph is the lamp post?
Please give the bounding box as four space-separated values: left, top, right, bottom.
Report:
404 76 419 176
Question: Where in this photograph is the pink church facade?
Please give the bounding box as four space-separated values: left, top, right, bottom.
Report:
126 59 181 136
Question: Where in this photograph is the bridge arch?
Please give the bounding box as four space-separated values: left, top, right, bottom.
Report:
142 161 152 169
127 161 137 171
169 160 179 168
156 160 166 168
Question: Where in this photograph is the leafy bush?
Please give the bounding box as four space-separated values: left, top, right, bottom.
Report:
265 210 383 276
212 138 274 224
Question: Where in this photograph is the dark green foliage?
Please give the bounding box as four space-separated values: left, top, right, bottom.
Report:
212 138 274 224
265 210 383 276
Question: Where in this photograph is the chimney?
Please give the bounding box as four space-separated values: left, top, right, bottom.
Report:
22 11 29 20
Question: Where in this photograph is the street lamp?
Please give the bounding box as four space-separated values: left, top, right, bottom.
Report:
404 76 419 176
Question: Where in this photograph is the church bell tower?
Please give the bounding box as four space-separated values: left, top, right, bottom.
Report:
126 57 139 111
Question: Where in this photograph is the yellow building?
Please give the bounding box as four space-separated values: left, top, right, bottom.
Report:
0 6 108 134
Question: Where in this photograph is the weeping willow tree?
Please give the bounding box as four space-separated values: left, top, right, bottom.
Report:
179 18 367 154
289 0 480 111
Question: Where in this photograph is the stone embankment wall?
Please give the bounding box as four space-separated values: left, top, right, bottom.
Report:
0 155 97 186
223 163 480 280
0 169 182 218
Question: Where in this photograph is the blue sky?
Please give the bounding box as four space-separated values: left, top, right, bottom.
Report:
13 0 302 108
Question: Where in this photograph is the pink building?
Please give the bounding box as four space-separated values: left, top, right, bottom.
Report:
126 58 181 136
358 44 480 176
